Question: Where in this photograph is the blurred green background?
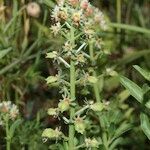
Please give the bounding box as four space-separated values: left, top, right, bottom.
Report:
0 0 150 149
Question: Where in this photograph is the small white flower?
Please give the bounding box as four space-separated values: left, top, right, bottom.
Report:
50 22 61 36
51 5 60 21
80 0 89 9
9 104 19 120
0 101 19 120
63 41 75 52
94 9 107 30
0 101 11 113
56 0 65 6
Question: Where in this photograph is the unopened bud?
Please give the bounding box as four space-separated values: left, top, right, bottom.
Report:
26 2 41 18
74 117 86 134
42 128 62 139
58 98 70 113
85 138 99 148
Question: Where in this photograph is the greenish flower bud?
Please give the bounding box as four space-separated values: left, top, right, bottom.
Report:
74 117 86 134
87 76 98 83
90 102 104 112
58 98 70 113
47 108 59 116
85 138 99 148
46 76 58 84
46 51 57 59
42 128 62 139
106 68 118 76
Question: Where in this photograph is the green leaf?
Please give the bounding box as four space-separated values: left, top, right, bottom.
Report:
109 137 123 150
120 75 143 103
117 50 150 65
0 47 12 59
111 123 132 143
140 113 150 140
109 23 150 34
9 119 22 138
133 65 150 81
145 101 150 109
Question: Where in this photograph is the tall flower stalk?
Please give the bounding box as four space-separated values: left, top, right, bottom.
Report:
42 0 107 149
69 26 76 149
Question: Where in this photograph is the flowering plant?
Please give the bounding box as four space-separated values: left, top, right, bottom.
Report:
42 0 107 149
42 0 132 149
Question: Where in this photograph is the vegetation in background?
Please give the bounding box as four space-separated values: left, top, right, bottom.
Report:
0 0 150 149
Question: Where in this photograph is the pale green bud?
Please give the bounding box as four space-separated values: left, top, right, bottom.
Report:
87 76 98 83
42 128 62 139
85 138 99 148
58 98 70 113
74 117 86 134
47 108 59 116
46 76 58 84
46 51 57 59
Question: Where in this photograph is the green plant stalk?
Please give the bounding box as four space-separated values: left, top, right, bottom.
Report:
0 0 5 23
116 0 121 44
89 41 105 148
5 115 10 150
68 27 76 150
109 23 150 35
116 0 121 25
89 41 101 103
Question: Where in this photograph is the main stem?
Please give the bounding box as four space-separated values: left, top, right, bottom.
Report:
89 41 101 103
69 27 76 150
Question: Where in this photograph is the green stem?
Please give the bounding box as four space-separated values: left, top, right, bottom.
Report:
89 41 101 103
5 116 10 150
69 61 76 150
93 72 101 103
116 0 121 44
69 26 76 150
0 0 5 23
116 0 121 24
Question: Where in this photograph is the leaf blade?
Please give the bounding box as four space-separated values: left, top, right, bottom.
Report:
120 75 143 103
133 65 150 81
140 113 150 140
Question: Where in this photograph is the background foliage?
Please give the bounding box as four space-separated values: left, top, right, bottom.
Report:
0 0 150 149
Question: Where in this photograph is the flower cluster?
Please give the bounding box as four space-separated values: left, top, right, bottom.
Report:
51 0 107 36
0 101 19 125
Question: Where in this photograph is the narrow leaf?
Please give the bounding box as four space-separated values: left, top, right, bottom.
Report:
120 75 143 103
9 119 22 138
0 47 12 59
133 65 150 81
140 113 150 140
